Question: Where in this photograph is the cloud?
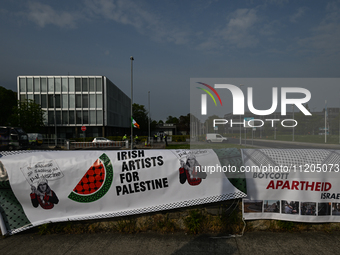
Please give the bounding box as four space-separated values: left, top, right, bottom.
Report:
221 9 259 47
27 2 79 28
23 1 260 50
22 0 191 45
290 7 308 23
84 0 147 28
84 0 191 45
296 2 340 58
197 8 260 50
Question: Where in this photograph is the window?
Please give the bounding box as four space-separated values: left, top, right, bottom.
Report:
48 95 54 108
41 78 47 92
34 95 40 104
76 111 82 124
69 111 75 124
62 78 68 92
69 78 75 92
96 94 102 108
27 78 33 92
56 111 61 124
55 95 61 108
75 78 81 92
96 78 102 91
90 94 95 108
97 110 102 124
34 78 40 92
62 95 68 108
19 78 26 92
55 78 61 92
90 110 96 124
89 78 95 92
76 95 82 108
48 111 54 125
83 111 88 124
69 94 75 108
82 94 88 108
62 111 68 124
48 78 54 92
20 94 26 102
41 95 47 108
82 78 88 91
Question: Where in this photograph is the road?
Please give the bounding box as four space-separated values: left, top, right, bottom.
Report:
227 137 340 149
1 231 340 255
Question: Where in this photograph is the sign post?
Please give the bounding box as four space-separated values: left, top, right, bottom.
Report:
81 126 86 142
244 117 254 145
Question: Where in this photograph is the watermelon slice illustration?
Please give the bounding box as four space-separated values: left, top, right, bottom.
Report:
68 153 113 203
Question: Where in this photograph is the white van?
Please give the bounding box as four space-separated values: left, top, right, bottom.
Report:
206 133 228 143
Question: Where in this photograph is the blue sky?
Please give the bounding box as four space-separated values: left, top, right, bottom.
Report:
1 0 340 121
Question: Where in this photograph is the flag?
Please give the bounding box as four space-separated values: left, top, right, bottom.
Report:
132 117 140 129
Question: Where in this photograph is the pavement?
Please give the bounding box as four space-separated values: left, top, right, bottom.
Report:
1 230 340 254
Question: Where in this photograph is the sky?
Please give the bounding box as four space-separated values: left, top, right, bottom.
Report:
1 0 340 121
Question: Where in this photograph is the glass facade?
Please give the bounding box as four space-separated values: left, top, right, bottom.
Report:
17 76 130 138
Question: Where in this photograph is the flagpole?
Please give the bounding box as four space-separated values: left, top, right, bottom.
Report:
148 91 150 145
130 56 134 150
325 100 327 143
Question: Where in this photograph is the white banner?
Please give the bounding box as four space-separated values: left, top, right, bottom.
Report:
0 148 246 235
242 149 340 222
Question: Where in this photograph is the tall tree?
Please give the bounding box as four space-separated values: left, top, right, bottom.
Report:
132 103 149 135
165 115 179 124
0 86 17 125
178 114 191 135
204 115 222 133
8 100 45 132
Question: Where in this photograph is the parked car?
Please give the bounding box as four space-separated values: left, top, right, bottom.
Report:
28 133 43 146
92 137 112 143
0 126 29 150
206 133 228 143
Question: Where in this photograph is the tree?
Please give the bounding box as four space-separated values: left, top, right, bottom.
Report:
204 115 222 133
151 120 158 131
132 103 149 135
0 86 17 125
293 104 322 135
8 100 45 132
178 114 190 135
165 116 179 124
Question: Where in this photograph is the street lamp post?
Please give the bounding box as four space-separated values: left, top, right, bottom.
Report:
274 112 276 140
130 56 134 150
148 91 150 145
239 84 243 145
325 100 327 143
292 105 295 141
54 95 57 147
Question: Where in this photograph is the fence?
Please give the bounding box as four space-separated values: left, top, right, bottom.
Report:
42 137 173 150
43 138 66 147
68 141 128 150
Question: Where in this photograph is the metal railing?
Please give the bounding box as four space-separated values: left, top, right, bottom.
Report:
68 141 128 150
43 138 66 147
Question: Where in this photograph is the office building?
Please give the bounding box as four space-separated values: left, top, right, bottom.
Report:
17 76 131 139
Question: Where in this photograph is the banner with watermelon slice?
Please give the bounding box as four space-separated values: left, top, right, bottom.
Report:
1 149 248 236
68 153 113 203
